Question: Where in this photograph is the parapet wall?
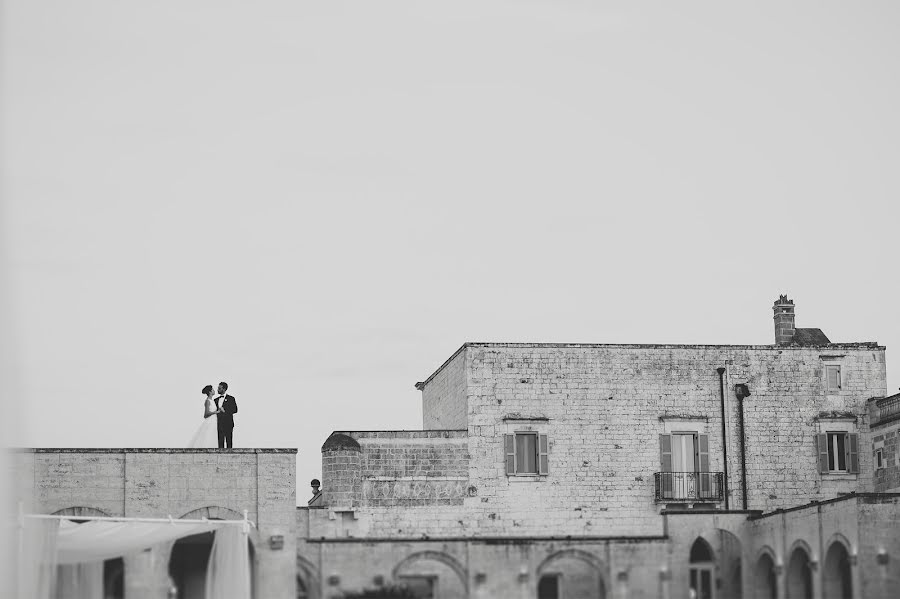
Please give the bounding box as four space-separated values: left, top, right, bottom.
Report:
321 431 469 509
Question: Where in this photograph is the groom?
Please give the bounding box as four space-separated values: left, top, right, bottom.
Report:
215 381 238 448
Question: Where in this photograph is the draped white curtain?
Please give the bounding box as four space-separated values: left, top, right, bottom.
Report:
20 518 59 599
56 520 225 564
205 524 251 599
19 518 251 599
54 562 103 599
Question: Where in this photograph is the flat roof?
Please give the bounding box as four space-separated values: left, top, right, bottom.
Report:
11 448 297 454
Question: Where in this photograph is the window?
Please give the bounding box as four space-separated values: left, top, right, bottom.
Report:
875 449 884 470
658 433 715 500
825 365 842 391
817 432 858 474
505 432 548 476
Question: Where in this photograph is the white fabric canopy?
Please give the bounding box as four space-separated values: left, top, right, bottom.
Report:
20 515 252 599
56 519 227 564
20 519 59 599
205 524 251 599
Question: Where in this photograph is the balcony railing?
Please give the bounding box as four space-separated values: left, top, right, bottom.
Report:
875 394 900 425
654 472 724 503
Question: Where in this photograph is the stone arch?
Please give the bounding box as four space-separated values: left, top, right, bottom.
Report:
753 547 778 599
392 550 467 598
179 505 247 521
786 542 813 599
690 536 715 563
296 553 320 599
822 537 852 599
51 507 122 599
169 506 257 599
537 549 607 599
688 537 716 599
51 506 112 518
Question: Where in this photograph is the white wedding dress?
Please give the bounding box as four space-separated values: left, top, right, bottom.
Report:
188 398 219 448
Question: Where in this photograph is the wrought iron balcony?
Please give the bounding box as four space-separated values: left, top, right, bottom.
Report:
654 471 724 503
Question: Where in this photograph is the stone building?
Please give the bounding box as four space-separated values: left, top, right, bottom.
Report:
10 296 900 599
298 297 900 599
10 448 298 599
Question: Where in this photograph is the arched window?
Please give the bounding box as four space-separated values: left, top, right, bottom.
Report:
823 542 852 599
786 546 813 599
754 553 777 599
689 538 715 599
297 575 308 599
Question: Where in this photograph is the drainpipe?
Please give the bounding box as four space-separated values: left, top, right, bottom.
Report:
736 384 750 510
716 367 730 510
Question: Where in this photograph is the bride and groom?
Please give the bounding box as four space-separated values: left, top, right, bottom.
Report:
188 382 238 448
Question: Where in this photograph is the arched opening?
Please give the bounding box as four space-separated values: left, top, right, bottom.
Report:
753 553 777 599
717 530 743 599
393 551 466 599
536 550 606 599
689 538 715 599
52 507 124 599
823 542 852 599
297 575 308 599
786 546 812 599
168 529 255 599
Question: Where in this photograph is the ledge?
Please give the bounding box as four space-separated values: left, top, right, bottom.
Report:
748 492 900 520
11 448 297 454
304 535 669 544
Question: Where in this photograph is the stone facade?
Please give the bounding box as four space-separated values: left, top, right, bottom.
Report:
870 392 900 492
10 448 297 599
299 298 900 599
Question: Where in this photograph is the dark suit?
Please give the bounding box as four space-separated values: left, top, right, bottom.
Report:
215 394 238 448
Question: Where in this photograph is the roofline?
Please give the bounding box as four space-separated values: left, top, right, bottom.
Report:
748 492 900 520
416 341 884 389
11 448 298 454
301 534 668 544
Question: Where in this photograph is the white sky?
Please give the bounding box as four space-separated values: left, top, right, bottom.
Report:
2 1 899 502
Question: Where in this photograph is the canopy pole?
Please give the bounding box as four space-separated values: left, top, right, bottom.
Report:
23 513 255 528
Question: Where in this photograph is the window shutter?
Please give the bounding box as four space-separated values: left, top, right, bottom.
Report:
538 434 549 475
698 434 711 497
660 435 673 499
505 434 516 475
698 434 710 472
817 434 829 473
660 434 672 471
847 433 859 473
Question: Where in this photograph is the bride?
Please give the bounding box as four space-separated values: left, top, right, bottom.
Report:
188 385 221 448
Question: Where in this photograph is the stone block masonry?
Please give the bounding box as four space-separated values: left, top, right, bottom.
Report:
419 342 886 536
9 448 297 599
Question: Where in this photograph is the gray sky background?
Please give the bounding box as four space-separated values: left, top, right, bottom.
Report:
2 1 899 500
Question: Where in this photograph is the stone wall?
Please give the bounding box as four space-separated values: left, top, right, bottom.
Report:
871 396 900 492
295 535 670 599
873 425 900 491
9 449 297 599
323 430 469 509
415 342 888 538
421 345 468 430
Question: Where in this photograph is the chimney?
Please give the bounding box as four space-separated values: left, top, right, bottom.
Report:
773 295 795 345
